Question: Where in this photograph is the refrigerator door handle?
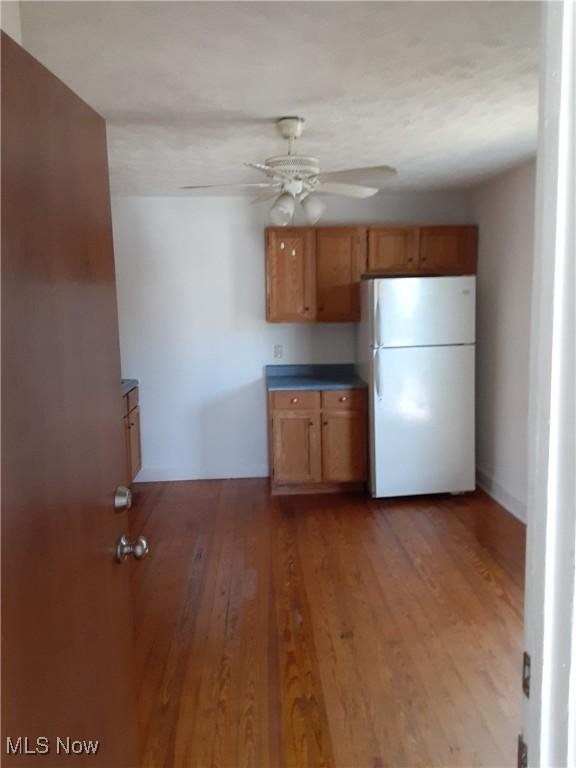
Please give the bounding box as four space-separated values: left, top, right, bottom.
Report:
375 297 383 348
375 349 383 400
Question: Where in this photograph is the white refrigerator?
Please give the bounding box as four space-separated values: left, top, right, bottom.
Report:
357 275 476 498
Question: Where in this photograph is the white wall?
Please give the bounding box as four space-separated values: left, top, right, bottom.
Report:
1 0 22 43
470 159 536 521
112 192 471 481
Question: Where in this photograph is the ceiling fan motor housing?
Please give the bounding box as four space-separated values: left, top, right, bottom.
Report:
265 155 320 180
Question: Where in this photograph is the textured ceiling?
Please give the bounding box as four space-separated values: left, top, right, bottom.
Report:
21 1 540 195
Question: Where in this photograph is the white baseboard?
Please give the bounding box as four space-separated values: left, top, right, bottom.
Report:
135 465 269 483
476 467 527 523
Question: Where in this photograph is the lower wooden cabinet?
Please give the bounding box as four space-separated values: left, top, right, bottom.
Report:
269 388 367 493
322 411 367 482
123 386 142 483
271 411 321 484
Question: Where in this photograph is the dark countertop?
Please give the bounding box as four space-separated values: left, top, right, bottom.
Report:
121 378 139 396
266 364 367 392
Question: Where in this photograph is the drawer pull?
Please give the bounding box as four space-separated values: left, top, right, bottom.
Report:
339 396 348 402
291 397 299 404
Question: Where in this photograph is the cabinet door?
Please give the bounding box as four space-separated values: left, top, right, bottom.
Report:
316 227 367 322
272 412 321 484
127 405 142 480
418 226 478 274
322 410 367 482
367 227 418 273
266 228 316 322
123 414 132 483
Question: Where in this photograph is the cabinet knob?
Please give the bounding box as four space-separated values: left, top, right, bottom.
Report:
309 420 314 427
291 397 299 404
323 421 328 426
339 396 348 402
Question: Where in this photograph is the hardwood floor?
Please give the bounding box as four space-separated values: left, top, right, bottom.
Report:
129 481 525 768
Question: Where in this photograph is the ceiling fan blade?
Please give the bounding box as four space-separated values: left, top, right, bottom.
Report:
251 189 281 204
180 182 273 190
245 162 276 176
319 165 397 187
316 182 379 199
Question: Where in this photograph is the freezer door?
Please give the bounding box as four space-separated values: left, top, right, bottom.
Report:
373 276 476 347
370 344 475 497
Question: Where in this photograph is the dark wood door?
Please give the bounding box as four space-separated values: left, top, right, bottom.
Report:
1 33 138 767
316 227 367 322
418 226 478 274
367 227 419 273
266 228 316 321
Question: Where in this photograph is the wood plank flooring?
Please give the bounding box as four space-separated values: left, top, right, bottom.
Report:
129 481 525 768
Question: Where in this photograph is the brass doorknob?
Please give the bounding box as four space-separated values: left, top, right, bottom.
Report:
115 535 149 563
113 485 132 512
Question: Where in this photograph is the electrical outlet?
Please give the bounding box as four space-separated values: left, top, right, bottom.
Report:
273 344 284 359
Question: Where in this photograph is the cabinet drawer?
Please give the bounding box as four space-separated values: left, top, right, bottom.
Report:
322 389 366 411
124 386 139 414
271 391 320 411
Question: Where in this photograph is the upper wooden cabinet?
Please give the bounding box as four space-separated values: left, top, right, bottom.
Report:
266 226 366 323
315 227 367 322
367 227 418 273
266 224 478 322
418 226 478 275
266 228 316 322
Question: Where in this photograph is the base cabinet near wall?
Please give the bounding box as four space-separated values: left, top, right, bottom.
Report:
266 224 478 323
123 384 142 483
269 388 367 493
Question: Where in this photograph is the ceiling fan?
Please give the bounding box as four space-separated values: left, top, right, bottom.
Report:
181 116 396 225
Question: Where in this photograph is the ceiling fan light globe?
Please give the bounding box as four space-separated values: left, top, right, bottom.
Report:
301 194 326 225
269 192 295 226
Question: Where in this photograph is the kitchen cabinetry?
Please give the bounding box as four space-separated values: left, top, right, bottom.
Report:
268 388 367 493
266 228 316 322
367 227 418 273
418 226 478 274
315 227 367 321
367 225 477 276
123 385 142 482
266 225 477 322
266 226 366 323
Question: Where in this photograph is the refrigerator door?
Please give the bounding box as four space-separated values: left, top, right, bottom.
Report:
373 276 476 348
370 344 475 497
